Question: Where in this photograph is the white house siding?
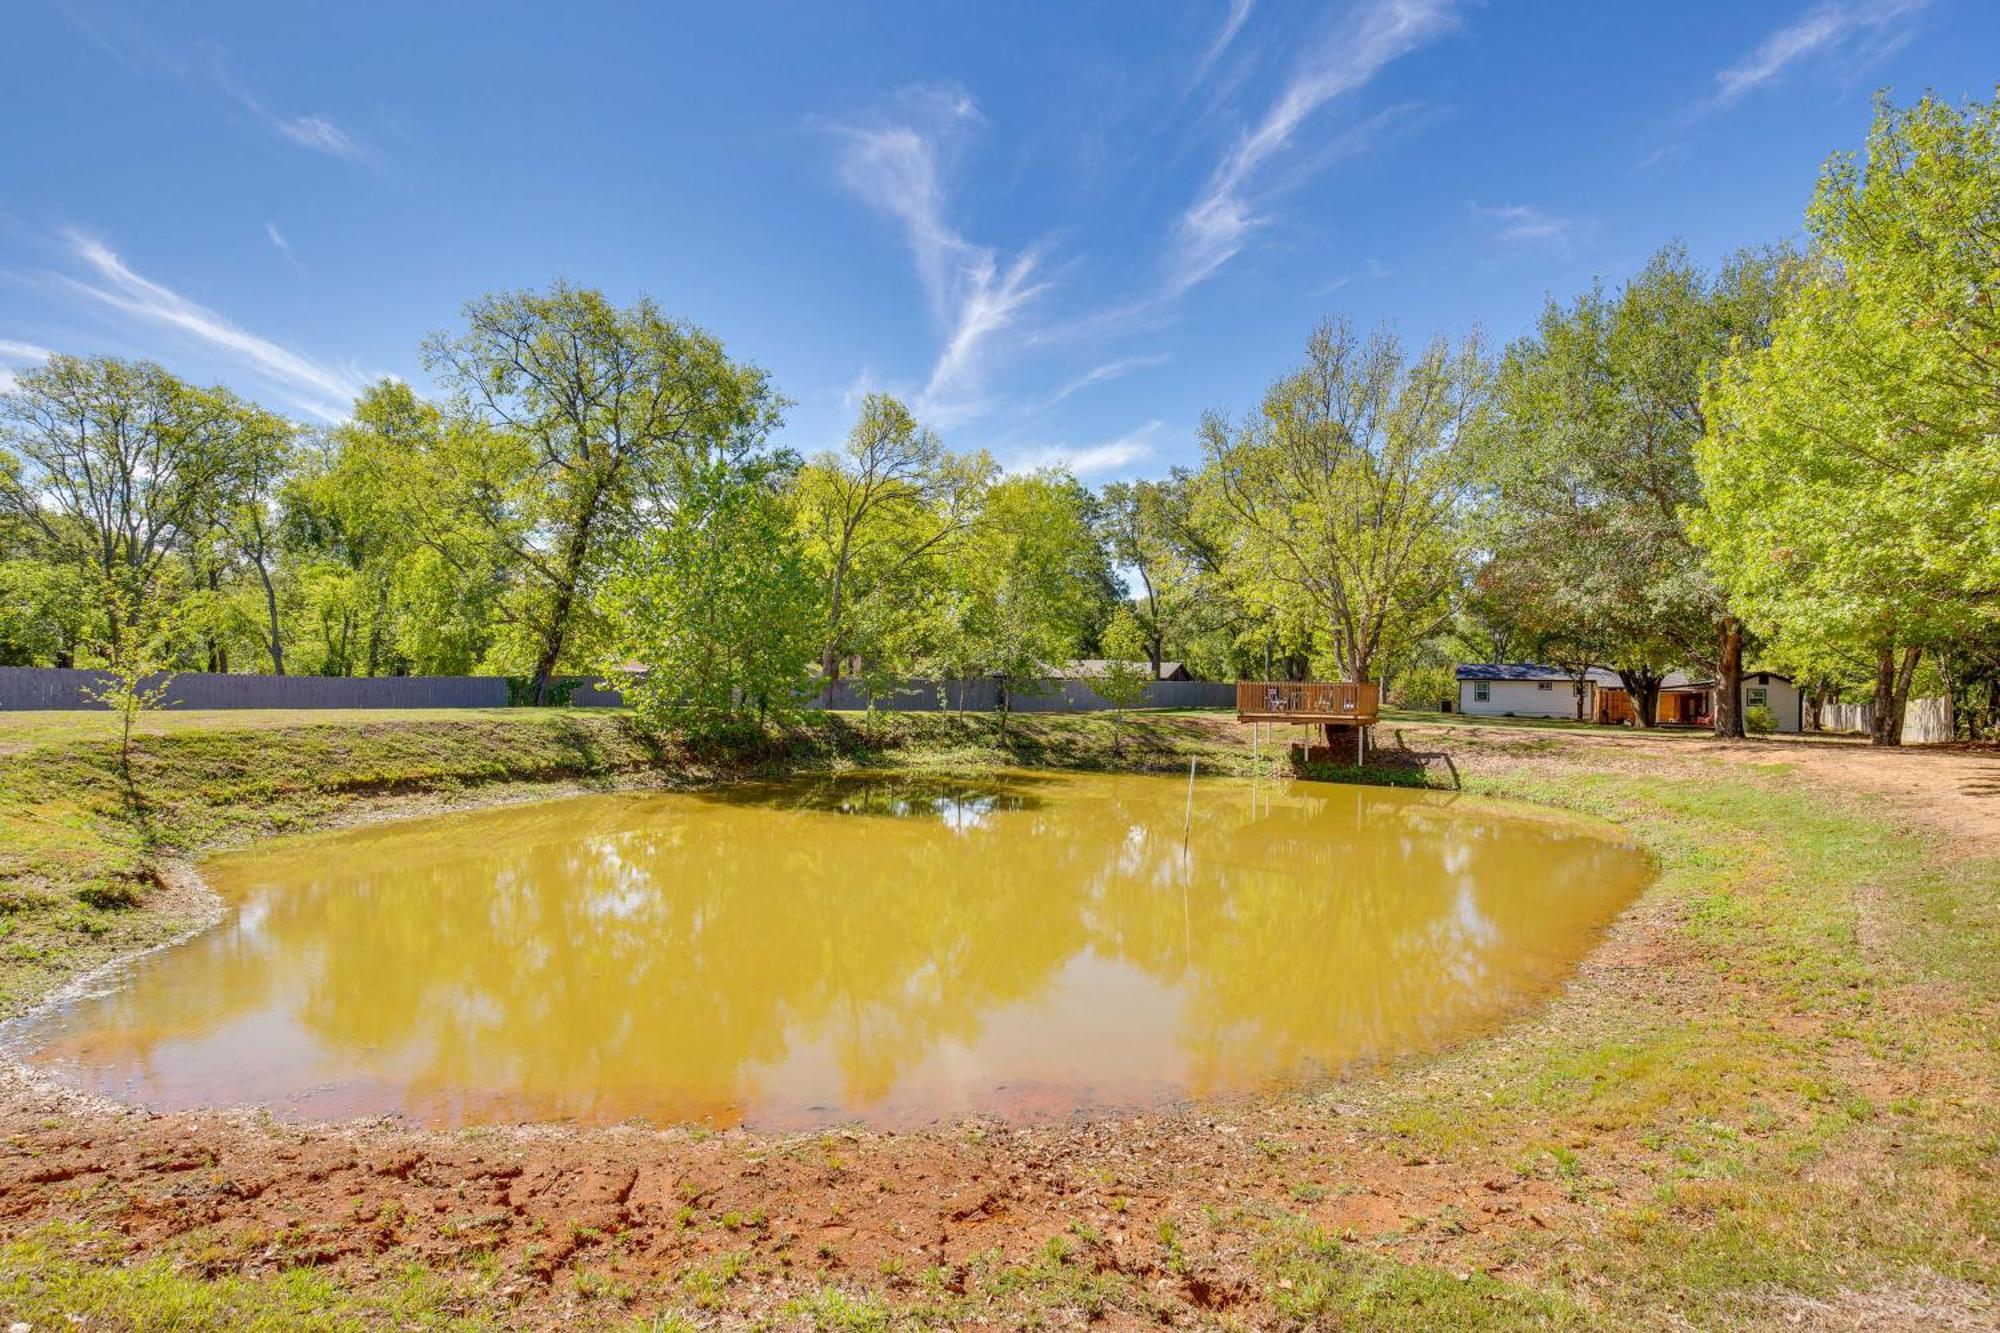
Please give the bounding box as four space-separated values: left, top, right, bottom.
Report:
1740 674 1803 733
1458 678 1593 720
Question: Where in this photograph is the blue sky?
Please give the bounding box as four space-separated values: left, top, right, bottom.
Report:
3 1 1994 480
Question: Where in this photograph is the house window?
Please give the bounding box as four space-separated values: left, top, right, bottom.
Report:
1537 682 1553 691
1746 686 1768 708
1473 681 1490 703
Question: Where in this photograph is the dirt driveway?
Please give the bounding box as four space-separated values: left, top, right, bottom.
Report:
1381 716 2000 850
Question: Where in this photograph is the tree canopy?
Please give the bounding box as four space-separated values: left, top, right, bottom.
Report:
1696 93 2000 743
2 91 1996 744
1201 320 1485 685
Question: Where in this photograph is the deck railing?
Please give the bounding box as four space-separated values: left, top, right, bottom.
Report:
1235 680 1380 722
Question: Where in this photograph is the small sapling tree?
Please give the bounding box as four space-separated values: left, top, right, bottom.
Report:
1096 610 1153 756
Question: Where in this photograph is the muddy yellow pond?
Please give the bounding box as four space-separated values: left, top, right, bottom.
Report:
8 772 1650 1129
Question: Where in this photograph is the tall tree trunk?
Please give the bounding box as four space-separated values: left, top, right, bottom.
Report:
529 500 602 706
1870 645 1921 746
820 565 847 698
1870 645 1899 746
1566 668 1590 720
257 563 285 676
1617 667 1661 728
203 566 223 674
529 611 569 707
1713 616 1745 739
1142 576 1162 680
366 582 388 677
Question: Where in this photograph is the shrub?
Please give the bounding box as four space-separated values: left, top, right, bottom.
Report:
506 676 582 707
75 876 145 910
1392 663 1454 711
1745 704 1777 735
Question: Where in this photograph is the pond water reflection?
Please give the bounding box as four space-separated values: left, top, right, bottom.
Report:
7 772 1651 1128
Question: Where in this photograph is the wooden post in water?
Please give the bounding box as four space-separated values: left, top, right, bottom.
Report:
1182 756 1197 855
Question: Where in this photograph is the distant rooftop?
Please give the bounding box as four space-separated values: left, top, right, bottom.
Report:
1455 662 1622 686
1051 659 1192 681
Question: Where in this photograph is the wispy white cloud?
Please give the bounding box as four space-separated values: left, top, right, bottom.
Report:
920 250 1048 425
1321 257 1393 292
1012 421 1162 478
830 86 1050 426
1168 0 1459 295
1708 0 1925 111
1643 2 1923 170
62 13 373 166
269 113 362 159
53 230 366 419
1042 355 1171 409
201 51 370 163
264 221 299 267
1191 0 1256 88
0 340 56 393
1472 203 1580 247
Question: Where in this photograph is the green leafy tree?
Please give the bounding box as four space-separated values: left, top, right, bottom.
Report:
601 455 817 726
282 382 504 676
1095 609 1154 754
1096 472 1212 679
0 555 91 666
1477 244 1795 731
423 283 784 702
791 393 991 689
1201 319 1486 686
81 578 183 775
211 409 296 673
0 355 273 658
943 471 1107 734
1696 93 2000 744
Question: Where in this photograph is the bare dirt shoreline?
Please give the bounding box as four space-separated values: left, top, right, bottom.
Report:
2 717 1994 1329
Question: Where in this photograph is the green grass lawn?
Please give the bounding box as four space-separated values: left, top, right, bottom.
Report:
0 705 620 752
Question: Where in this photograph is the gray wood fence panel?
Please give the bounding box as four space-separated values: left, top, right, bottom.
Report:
1815 695 1953 743
566 680 630 708
805 678 1235 712
0 666 509 711
0 667 1234 714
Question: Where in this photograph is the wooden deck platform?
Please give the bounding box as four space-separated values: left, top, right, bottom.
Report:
1235 680 1380 726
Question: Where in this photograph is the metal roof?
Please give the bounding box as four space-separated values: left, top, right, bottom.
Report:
1455 662 1622 686
1661 669 1794 690
1049 659 1191 681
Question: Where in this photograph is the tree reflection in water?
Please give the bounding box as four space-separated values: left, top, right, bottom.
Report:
9 773 1649 1128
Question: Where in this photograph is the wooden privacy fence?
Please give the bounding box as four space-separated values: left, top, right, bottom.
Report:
808 678 1237 713
0 666 511 711
1815 695 1954 743
0 666 1235 714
